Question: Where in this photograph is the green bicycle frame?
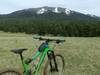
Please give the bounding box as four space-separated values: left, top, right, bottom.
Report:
21 47 50 75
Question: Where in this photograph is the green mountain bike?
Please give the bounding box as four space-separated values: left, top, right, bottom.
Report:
0 36 65 75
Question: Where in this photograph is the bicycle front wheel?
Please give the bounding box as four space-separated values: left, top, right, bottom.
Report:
43 54 65 75
0 68 22 75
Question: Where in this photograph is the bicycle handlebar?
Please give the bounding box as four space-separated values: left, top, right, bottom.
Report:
33 36 65 44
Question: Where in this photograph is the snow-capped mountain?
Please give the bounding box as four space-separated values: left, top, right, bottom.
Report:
0 6 100 21
36 6 72 15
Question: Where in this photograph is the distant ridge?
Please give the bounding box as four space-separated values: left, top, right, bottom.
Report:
0 6 100 21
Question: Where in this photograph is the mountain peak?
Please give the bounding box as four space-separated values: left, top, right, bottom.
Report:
36 6 72 15
1 6 100 21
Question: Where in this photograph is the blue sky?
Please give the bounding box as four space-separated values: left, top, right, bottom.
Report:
0 0 100 16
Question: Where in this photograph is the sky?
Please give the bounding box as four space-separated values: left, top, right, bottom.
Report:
0 0 100 16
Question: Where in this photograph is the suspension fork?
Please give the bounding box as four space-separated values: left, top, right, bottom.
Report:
47 50 58 72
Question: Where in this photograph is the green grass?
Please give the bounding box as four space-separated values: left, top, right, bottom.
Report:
0 31 100 75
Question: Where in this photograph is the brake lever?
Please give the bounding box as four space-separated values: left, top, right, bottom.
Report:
56 40 60 44
56 40 66 44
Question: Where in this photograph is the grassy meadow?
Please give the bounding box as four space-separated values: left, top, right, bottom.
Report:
0 31 100 75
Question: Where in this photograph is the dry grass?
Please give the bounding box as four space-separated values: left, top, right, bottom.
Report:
0 31 100 75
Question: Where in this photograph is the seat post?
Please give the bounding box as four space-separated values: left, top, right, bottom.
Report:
19 53 24 65
19 53 23 59
19 52 26 71
19 52 24 63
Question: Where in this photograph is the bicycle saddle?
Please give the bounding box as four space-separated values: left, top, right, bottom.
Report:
11 48 27 54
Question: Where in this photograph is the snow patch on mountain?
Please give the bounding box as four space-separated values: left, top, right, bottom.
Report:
53 7 60 13
37 8 47 14
36 7 72 15
65 8 71 15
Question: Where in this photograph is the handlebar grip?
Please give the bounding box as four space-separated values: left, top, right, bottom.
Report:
56 40 65 44
33 36 42 40
33 36 40 39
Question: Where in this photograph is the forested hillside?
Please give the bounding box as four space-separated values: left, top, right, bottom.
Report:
0 17 100 37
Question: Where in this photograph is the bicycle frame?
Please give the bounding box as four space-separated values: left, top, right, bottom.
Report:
20 47 50 75
19 36 65 75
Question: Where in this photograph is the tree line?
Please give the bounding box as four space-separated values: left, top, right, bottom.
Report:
0 17 100 37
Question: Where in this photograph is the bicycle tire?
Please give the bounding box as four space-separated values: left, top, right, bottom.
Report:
0 68 22 75
43 54 65 75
